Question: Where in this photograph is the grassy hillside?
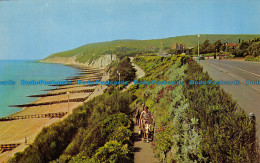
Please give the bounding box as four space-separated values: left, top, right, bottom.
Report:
44 34 260 63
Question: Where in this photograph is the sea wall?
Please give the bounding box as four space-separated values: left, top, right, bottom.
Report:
40 54 117 69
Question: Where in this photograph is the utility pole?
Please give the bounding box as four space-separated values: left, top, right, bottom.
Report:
225 43 228 60
160 41 163 56
215 49 217 59
117 70 120 90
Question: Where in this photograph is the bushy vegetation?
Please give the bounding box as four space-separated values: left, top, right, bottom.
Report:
193 39 222 55
183 60 257 162
109 57 136 83
193 37 260 61
245 55 260 62
9 89 135 163
232 38 260 58
131 55 258 162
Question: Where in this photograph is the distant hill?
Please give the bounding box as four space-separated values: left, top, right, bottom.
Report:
43 34 260 65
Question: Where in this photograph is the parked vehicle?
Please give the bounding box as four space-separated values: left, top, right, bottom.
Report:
199 54 205 60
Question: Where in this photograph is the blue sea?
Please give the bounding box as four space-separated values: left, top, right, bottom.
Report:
0 60 79 117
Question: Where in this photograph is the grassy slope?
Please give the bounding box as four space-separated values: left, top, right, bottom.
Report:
44 34 260 63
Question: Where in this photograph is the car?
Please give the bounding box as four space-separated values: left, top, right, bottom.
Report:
199 54 205 60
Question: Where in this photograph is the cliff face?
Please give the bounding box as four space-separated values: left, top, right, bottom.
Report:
41 54 117 69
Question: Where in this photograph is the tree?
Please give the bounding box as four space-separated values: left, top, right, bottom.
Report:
248 42 260 57
213 40 222 52
109 57 136 82
233 41 250 57
201 40 214 54
203 39 210 48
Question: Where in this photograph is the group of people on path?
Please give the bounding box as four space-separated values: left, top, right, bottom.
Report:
135 103 153 143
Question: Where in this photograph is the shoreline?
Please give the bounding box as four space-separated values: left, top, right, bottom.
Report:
7 63 84 118
0 62 107 162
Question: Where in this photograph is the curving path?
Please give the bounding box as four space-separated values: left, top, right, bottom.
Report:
128 57 158 162
123 57 145 92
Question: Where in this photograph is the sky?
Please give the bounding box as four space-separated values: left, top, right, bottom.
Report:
0 0 259 60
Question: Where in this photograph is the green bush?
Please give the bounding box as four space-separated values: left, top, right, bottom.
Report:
10 88 135 163
100 113 131 140
63 128 87 156
183 60 257 162
94 140 131 163
130 55 258 162
109 57 136 82
245 55 260 62
228 54 235 59
111 126 132 143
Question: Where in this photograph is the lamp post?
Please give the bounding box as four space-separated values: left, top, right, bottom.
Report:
215 49 217 59
225 43 228 60
67 92 70 114
117 70 120 90
198 34 200 62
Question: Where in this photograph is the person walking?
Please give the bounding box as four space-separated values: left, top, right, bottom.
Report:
139 106 152 143
135 103 145 125
25 137 27 145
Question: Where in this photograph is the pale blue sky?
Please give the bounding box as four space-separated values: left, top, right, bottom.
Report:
0 0 259 60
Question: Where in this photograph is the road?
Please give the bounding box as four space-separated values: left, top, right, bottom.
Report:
198 59 260 137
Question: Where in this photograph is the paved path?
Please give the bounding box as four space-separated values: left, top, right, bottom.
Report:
133 125 159 163
87 71 109 100
128 58 158 162
198 59 260 138
123 57 145 92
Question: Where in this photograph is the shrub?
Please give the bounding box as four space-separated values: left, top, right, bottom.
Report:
94 141 130 163
131 55 258 162
63 128 87 156
111 126 132 143
245 55 260 62
228 54 235 59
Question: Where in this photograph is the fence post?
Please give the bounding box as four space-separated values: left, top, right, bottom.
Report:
249 112 256 157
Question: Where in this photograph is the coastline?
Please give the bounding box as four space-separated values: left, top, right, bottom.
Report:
0 62 107 162
7 63 84 117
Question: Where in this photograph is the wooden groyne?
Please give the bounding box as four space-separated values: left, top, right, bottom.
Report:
42 84 98 91
41 87 69 91
9 97 88 108
49 78 102 86
64 64 101 71
75 69 101 73
65 76 83 80
75 72 102 75
27 88 95 97
80 67 101 71
65 76 102 81
0 112 67 122
0 144 21 153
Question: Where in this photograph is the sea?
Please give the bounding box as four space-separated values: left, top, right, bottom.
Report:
0 60 79 118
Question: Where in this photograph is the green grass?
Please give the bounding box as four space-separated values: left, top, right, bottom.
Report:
43 34 260 63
